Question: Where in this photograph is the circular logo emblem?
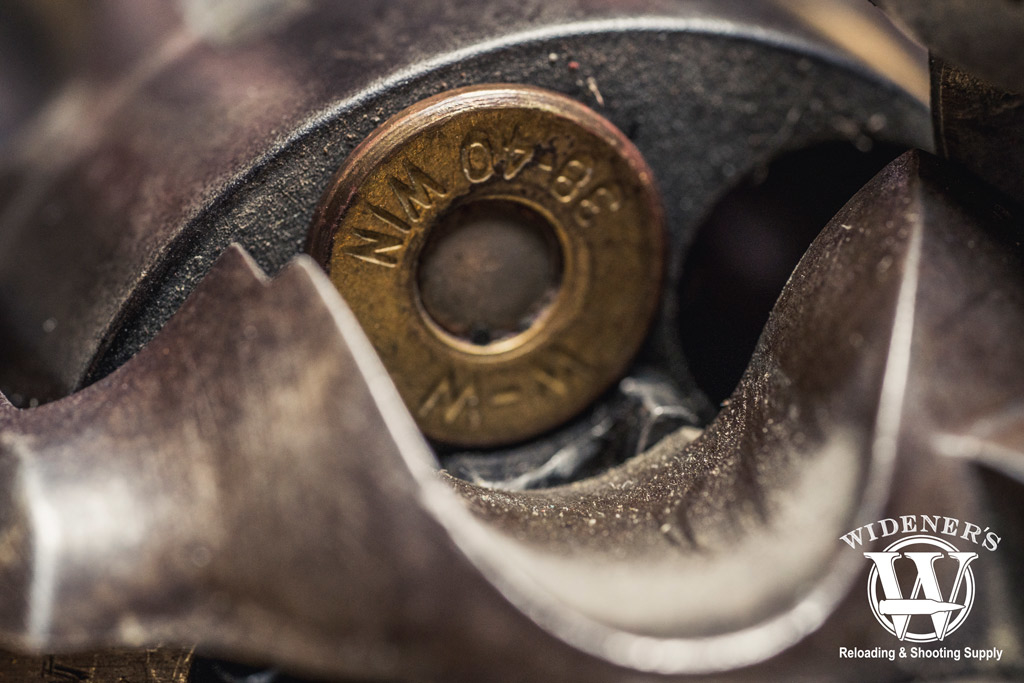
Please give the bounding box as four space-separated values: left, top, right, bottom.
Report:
864 534 977 642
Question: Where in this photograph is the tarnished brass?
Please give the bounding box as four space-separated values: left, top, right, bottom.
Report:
309 84 664 446
0 647 193 682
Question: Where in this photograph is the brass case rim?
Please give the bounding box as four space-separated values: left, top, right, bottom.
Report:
308 83 665 447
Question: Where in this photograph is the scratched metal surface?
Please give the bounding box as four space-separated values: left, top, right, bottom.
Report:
0 647 192 682
0 0 930 407
872 0 1024 91
0 153 1021 681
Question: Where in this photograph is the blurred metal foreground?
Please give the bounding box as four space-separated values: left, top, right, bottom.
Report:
0 151 1020 681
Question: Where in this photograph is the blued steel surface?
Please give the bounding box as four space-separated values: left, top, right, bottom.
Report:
872 1 1024 210
872 0 1024 92
933 60 1024 210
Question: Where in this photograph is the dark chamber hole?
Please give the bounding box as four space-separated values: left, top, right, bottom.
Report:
678 141 907 404
188 658 315 683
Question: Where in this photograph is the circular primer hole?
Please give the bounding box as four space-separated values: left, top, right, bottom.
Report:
416 199 563 346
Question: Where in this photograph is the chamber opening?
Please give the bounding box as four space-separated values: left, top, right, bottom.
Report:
679 141 907 404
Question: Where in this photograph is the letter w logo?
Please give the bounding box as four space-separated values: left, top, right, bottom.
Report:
864 546 977 641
